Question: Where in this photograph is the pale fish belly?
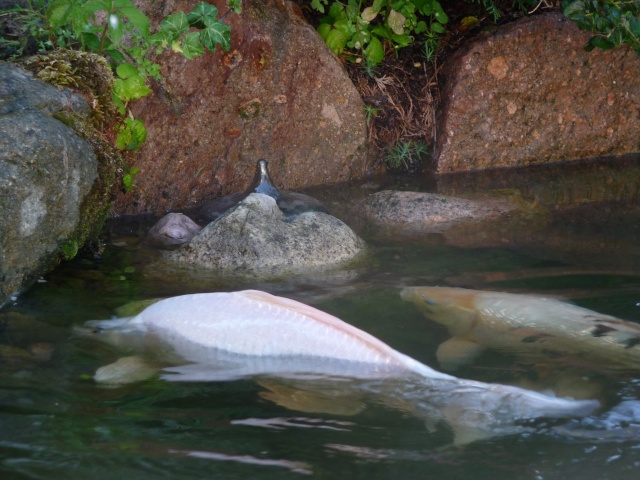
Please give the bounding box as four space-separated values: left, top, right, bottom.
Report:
137 291 423 371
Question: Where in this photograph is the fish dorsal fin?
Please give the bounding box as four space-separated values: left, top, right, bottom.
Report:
239 290 454 380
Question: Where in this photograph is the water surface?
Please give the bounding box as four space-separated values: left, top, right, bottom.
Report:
2 158 640 479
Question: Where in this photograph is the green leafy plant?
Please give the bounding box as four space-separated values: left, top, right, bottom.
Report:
0 0 52 58
122 166 139 192
38 0 237 189
385 139 428 171
312 0 448 66
562 0 640 55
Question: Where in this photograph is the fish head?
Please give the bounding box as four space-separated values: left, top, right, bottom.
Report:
74 316 147 353
401 287 479 335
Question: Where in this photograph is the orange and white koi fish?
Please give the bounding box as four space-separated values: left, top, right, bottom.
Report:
401 286 640 372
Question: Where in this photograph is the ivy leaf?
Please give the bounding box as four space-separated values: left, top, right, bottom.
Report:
171 40 183 53
187 2 218 29
182 31 205 59
117 118 147 151
160 12 190 42
200 16 231 51
114 75 152 102
228 0 242 14
364 36 384 65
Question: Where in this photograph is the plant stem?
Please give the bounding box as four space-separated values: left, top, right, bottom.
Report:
99 20 109 55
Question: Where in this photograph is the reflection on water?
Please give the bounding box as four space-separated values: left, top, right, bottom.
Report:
2 158 640 478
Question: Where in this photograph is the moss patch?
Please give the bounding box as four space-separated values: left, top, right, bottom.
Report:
19 49 127 259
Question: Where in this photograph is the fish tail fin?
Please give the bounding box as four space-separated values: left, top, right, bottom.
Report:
506 386 600 419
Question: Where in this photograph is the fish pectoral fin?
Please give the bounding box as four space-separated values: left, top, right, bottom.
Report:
258 380 366 416
436 337 486 371
94 355 159 385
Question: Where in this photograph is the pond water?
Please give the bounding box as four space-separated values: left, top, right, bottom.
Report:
2 157 640 479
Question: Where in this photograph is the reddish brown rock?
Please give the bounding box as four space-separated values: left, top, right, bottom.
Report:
435 12 640 173
114 0 369 215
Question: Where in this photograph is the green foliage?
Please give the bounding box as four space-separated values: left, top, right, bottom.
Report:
385 140 428 171
61 239 79 260
35 1 238 189
122 166 140 192
562 0 640 55
0 1 50 58
312 0 448 66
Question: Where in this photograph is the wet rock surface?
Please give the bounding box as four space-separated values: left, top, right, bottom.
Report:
359 190 522 236
0 62 98 306
115 0 369 215
167 193 366 277
435 12 640 173
146 213 202 249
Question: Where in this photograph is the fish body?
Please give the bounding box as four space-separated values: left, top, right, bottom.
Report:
85 290 599 444
401 286 640 371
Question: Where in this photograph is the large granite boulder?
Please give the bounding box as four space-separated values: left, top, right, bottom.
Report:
0 62 100 306
167 193 366 276
435 12 640 173
114 0 370 215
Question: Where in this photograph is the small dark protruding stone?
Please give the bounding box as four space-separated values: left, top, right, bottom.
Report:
195 160 327 225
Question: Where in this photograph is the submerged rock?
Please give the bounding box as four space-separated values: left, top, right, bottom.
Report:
146 213 202 249
167 193 365 276
359 190 520 236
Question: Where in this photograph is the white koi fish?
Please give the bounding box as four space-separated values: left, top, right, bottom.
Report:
83 289 599 444
401 286 640 372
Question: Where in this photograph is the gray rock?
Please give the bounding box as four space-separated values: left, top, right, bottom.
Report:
0 62 98 306
147 213 202 249
167 193 365 276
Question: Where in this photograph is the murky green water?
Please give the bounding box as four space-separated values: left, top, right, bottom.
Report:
2 158 640 479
